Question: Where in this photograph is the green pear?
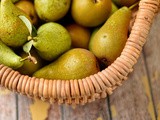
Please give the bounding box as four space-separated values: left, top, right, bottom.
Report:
71 0 111 27
32 22 71 61
35 0 71 22
112 0 139 7
89 7 131 66
90 27 100 40
0 40 23 69
0 0 30 47
110 2 118 16
0 0 19 3
17 49 44 76
11 0 19 3
33 48 100 80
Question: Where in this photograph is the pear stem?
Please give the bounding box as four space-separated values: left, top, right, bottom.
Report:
93 0 100 3
20 52 37 64
20 57 29 62
27 35 37 42
129 2 140 10
28 36 33 41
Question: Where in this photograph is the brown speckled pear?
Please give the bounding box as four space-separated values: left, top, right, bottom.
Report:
33 48 100 80
89 7 131 66
0 0 30 47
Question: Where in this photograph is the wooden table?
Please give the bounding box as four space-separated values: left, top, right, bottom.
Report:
0 12 160 120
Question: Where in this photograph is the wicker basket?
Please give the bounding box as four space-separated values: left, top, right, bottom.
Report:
0 0 159 105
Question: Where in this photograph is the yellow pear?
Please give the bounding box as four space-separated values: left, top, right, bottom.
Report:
71 0 111 27
65 23 91 49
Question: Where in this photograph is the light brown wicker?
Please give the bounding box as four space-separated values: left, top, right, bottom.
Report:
0 0 159 105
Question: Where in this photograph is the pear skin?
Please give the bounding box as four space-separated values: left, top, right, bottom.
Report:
112 0 139 7
0 0 30 47
110 2 118 16
33 22 71 61
89 7 131 66
71 0 111 27
33 48 100 80
35 0 71 22
65 23 91 49
11 0 19 3
0 0 19 3
15 0 38 25
0 40 23 69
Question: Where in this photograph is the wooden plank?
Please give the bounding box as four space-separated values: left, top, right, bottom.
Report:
62 98 111 120
144 12 160 120
18 95 32 120
0 87 17 120
18 96 62 120
48 104 63 120
109 54 156 120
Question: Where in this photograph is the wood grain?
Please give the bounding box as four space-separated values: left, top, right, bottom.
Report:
18 95 32 120
18 96 62 120
144 12 160 120
48 104 63 120
62 98 111 120
0 87 17 120
109 55 156 120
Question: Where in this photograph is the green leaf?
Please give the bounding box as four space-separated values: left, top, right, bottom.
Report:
32 25 37 37
23 40 33 53
19 15 32 35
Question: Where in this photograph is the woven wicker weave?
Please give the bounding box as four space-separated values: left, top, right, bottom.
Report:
0 0 159 105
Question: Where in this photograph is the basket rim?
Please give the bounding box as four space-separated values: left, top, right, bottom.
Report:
0 0 159 105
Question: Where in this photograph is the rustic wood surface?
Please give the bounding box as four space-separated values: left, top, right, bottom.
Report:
0 9 160 120
144 12 160 120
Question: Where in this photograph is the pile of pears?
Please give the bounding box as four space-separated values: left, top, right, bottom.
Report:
0 0 139 80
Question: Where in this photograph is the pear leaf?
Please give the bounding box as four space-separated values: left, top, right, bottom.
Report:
23 40 34 53
19 15 32 35
32 26 37 37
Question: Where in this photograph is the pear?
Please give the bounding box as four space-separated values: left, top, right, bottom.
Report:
33 48 100 80
17 49 44 76
90 27 100 40
35 0 71 22
112 0 139 7
15 0 38 25
31 22 71 61
89 7 131 66
0 0 19 3
11 0 18 3
71 0 111 27
0 0 30 47
65 23 91 49
110 2 118 16
0 40 23 69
